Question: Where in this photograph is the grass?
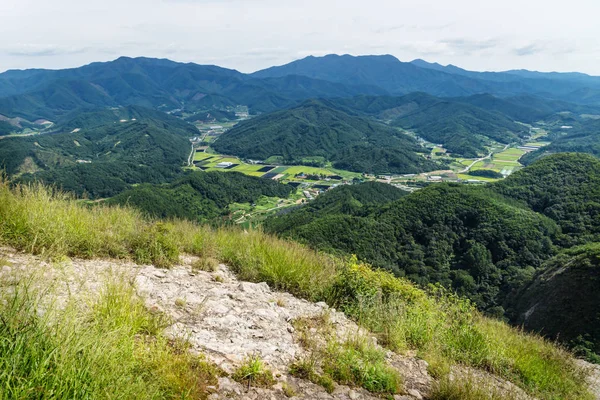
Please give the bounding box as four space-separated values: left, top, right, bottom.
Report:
192 257 219 272
0 179 593 400
430 376 521 400
193 152 215 162
232 354 275 388
493 148 526 162
457 174 498 182
290 314 401 395
0 272 221 399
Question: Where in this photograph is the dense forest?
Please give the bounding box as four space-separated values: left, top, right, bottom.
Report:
331 92 533 158
212 100 440 174
266 182 557 315
391 100 529 157
107 171 294 222
327 93 545 157
494 153 600 245
522 119 600 164
266 154 600 315
0 106 197 198
265 153 600 357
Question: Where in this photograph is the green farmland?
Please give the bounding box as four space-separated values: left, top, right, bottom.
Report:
191 151 361 182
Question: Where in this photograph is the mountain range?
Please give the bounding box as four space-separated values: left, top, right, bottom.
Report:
3 54 600 125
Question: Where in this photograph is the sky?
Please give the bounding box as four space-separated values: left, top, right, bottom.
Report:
1 0 599 75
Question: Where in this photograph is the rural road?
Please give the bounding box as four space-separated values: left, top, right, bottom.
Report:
187 144 195 166
459 144 510 173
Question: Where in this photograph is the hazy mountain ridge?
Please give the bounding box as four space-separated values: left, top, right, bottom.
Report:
3 54 600 123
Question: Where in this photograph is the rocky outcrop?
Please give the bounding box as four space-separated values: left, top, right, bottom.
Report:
0 247 544 399
511 244 600 358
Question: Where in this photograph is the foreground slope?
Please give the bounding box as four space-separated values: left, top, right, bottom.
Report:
212 100 439 174
0 178 593 399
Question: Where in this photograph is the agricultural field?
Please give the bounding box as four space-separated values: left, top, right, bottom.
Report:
523 141 551 148
492 148 526 164
193 152 216 162
430 146 447 158
456 174 499 182
191 151 361 183
530 128 549 140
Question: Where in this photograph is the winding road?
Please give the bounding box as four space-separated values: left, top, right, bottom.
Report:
458 144 510 173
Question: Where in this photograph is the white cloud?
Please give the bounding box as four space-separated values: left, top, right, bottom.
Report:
0 0 599 74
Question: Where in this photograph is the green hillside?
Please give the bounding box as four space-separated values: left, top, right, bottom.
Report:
266 182 558 313
107 171 293 222
212 100 439 174
327 93 532 157
266 181 406 231
522 120 600 164
391 100 529 157
494 153 600 245
0 106 197 198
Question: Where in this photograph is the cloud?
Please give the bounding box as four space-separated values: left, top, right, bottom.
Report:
374 22 454 34
440 38 499 54
513 44 544 57
5 44 89 57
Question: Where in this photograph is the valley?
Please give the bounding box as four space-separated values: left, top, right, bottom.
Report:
2 53 600 399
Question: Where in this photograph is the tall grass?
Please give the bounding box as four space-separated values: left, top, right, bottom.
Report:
0 179 593 399
0 180 179 267
0 272 220 399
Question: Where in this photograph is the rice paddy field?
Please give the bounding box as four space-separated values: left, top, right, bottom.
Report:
191 152 361 182
452 146 532 183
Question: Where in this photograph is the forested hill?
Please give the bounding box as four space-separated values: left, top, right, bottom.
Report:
511 243 600 362
493 153 600 245
107 171 293 222
266 182 557 314
212 100 440 174
325 93 551 157
265 154 600 317
266 181 407 234
390 98 529 157
54 105 199 135
522 119 600 164
0 106 197 198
